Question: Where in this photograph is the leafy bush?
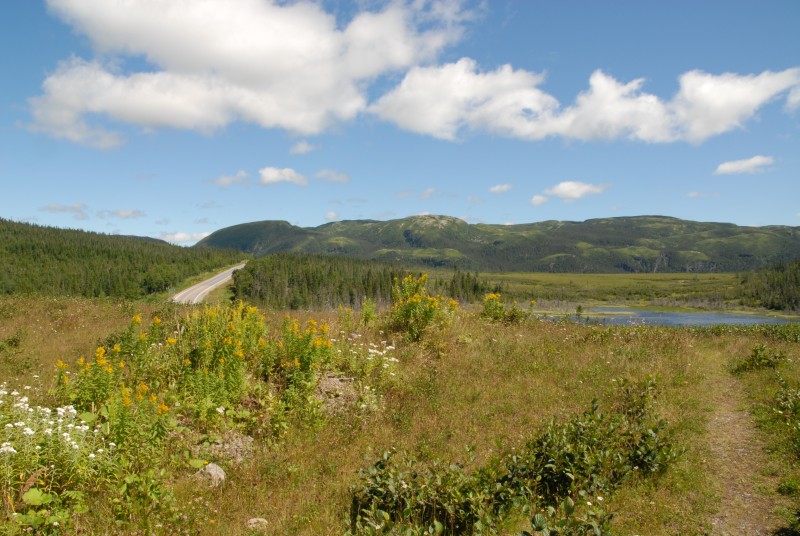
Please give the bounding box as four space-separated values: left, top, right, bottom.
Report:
732 343 787 373
389 274 458 342
349 380 679 534
481 293 529 324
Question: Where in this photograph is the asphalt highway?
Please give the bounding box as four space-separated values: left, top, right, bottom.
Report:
171 263 246 304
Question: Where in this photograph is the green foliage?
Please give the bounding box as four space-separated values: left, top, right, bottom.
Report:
731 343 787 374
0 218 243 298
775 376 800 455
522 495 614 536
389 274 458 342
349 381 679 534
480 293 529 324
739 260 800 311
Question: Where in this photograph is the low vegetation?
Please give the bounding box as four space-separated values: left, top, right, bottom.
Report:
1 268 800 533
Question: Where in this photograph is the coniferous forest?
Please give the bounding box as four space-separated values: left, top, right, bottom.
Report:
740 260 800 311
230 253 489 309
0 219 244 298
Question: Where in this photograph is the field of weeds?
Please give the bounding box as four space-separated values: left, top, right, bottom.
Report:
1 280 799 534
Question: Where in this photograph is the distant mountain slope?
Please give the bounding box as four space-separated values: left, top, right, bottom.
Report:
196 215 800 273
1 218 245 297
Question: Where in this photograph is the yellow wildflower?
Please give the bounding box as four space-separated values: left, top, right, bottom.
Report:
77 356 85 366
153 316 161 325
132 314 141 325
183 358 191 366
118 360 125 369
149 394 157 403
166 337 177 346
56 359 67 370
113 343 122 353
157 402 170 415
96 346 106 359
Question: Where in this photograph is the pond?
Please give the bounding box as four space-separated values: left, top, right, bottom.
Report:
587 307 797 327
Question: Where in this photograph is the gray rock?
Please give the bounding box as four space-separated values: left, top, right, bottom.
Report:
196 462 226 487
246 518 269 532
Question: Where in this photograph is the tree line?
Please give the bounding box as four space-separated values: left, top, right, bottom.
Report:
0 219 244 298
230 253 491 310
739 260 800 311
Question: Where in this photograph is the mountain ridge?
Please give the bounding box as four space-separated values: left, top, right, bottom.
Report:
195 214 800 273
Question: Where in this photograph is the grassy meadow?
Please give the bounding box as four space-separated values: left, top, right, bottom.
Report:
1 273 799 534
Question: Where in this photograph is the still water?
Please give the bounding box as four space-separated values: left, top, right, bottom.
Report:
588 307 797 327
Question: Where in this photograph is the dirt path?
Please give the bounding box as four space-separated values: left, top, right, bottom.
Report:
704 362 786 535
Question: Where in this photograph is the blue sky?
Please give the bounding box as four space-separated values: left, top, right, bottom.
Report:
2 0 799 244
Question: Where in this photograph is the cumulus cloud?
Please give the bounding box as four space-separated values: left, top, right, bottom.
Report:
530 195 548 206
214 170 248 186
713 155 774 175
97 209 146 219
325 211 338 221
259 166 306 186
315 169 350 183
289 140 316 154
159 231 210 244
489 183 512 193
29 0 470 147
372 61 800 143
544 181 607 201
39 202 89 220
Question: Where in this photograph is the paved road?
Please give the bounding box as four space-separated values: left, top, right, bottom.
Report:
172 263 246 304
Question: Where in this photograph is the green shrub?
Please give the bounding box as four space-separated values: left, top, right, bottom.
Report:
389 274 458 342
732 343 787 373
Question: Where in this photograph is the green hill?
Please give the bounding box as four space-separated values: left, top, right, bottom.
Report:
196 215 800 273
0 218 245 298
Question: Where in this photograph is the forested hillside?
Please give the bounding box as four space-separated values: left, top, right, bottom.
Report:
231 253 488 309
0 219 244 298
740 260 800 311
197 214 800 273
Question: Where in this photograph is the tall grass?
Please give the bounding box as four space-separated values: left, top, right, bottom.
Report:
1 289 798 533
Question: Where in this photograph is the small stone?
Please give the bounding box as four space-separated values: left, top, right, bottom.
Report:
246 518 269 532
196 462 226 487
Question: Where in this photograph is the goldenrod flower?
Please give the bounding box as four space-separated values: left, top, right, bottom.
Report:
166 337 177 346
56 359 67 370
153 316 161 325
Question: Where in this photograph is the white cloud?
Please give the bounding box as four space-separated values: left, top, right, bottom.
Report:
687 191 707 198
372 61 800 143
324 211 338 221
97 209 146 219
530 195 549 206
214 170 248 186
290 140 316 155
39 202 89 220
315 169 350 183
259 166 306 186
713 155 774 175
29 0 470 147
489 183 512 193
544 181 607 201
159 231 210 244
420 187 435 200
